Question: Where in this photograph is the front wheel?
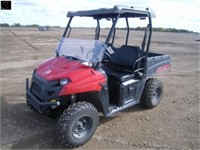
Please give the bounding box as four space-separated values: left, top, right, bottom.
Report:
140 78 163 108
57 101 99 148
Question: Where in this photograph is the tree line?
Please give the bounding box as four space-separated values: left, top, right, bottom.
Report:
0 23 60 28
0 23 40 27
0 23 196 33
134 27 194 33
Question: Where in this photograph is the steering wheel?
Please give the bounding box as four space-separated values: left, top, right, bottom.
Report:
86 50 93 59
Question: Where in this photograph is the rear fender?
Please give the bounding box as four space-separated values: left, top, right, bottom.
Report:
146 54 171 76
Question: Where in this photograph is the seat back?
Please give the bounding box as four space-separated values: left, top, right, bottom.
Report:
110 45 142 70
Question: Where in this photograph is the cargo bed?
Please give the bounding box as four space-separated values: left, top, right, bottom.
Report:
146 52 171 76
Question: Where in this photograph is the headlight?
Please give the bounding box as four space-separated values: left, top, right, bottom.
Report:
60 78 71 86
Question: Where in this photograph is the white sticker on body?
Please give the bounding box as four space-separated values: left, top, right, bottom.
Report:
107 47 114 54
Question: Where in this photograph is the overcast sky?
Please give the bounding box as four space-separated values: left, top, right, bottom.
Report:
0 0 199 32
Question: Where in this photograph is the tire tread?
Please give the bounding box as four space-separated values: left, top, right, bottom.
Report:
141 78 163 108
57 101 99 148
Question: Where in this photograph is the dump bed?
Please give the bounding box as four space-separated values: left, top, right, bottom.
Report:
146 52 171 76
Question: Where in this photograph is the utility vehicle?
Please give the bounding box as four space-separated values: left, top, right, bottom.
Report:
26 5 171 148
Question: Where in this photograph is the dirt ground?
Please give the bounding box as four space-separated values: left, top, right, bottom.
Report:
0 27 199 149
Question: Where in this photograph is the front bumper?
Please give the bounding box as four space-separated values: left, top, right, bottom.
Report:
26 74 62 113
26 89 60 113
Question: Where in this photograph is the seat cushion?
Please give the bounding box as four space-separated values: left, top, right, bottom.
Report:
103 66 135 82
109 45 141 69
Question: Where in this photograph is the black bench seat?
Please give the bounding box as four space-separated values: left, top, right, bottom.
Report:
103 45 142 82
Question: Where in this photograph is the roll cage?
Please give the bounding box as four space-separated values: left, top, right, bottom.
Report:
58 5 155 75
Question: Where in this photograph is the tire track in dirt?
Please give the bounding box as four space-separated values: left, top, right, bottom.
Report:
7 29 39 60
7 29 39 51
93 134 174 149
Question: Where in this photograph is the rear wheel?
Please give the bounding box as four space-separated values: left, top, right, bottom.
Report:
57 101 99 148
141 78 163 108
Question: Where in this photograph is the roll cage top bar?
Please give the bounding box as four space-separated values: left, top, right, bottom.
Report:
67 5 156 18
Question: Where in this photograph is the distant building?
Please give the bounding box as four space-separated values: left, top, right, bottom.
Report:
37 26 50 31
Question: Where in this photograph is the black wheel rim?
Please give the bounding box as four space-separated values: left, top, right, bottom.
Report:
72 116 93 139
152 87 161 105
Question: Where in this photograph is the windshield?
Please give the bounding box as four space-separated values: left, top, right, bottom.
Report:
56 38 106 64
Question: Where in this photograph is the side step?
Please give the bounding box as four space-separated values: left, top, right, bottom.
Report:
106 99 139 117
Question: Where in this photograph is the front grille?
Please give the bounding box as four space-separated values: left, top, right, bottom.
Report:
30 74 45 101
31 82 42 97
30 73 62 102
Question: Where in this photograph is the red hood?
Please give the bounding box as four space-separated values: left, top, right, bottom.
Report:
36 56 97 81
36 56 106 95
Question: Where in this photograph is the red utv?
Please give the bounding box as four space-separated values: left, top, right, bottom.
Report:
26 5 171 148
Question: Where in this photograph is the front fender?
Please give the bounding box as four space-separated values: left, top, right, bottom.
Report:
59 78 106 95
58 68 107 96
